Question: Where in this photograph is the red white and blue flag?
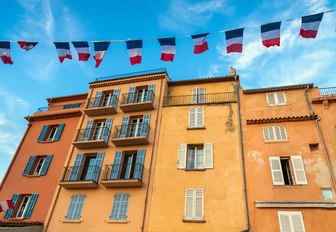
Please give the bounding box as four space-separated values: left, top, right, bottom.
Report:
126 40 142 65
225 28 244 53
300 13 324 39
93 41 110 68
54 42 72 63
17 41 38 51
261 22 281 48
191 33 209 54
0 42 13 64
158 37 176 61
72 41 90 61
0 200 14 212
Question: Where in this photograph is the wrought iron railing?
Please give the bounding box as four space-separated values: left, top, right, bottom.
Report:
60 165 101 182
74 127 111 142
102 163 144 181
319 87 336 95
85 96 118 109
37 103 82 112
120 90 155 105
112 123 150 139
163 92 236 106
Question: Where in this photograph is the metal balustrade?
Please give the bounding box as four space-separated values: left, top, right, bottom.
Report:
319 87 336 96
163 92 236 106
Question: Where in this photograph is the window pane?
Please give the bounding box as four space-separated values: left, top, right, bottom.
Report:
322 189 334 198
187 148 195 169
196 148 203 169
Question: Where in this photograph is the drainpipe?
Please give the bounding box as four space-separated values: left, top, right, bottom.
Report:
236 79 250 232
304 85 314 115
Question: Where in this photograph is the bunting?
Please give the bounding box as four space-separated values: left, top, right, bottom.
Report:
158 37 176 62
261 22 281 47
225 28 244 53
93 41 110 68
0 42 13 64
72 41 90 61
54 42 72 63
126 40 142 65
300 13 324 38
191 33 209 54
0 200 14 212
17 41 38 51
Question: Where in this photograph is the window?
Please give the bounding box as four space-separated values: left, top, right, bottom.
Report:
189 107 204 128
178 143 213 170
63 103 81 109
263 126 287 142
129 118 143 137
4 193 38 219
92 121 106 140
192 87 206 104
278 211 306 232
110 193 130 221
184 188 204 221
23 155 53 176
266 92 286 106
16 196 30 218
37 124 64 142
322 188 334 199
92 89 120 108
269 156 307 186
119 114 151 138
82 118 113 142
126 84 155 104
309 143 319 152
65 194 86 220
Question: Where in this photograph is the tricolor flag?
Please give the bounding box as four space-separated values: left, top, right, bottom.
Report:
300 12 324 39
93 41 110 68
126 40 142 65
72 41 90 61
225 28 244 53
261 22 281 48
191 33 209 54
0 42 13 64
17 41 38 51
158 37 176 62
54 42 72 63
0 200 14 212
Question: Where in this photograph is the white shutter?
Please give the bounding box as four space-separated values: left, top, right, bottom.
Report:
280 126 287 140
291 156 307 185
192 88 197 104
196 107 204 127
178 144 187 169
278 212 292 232
291 212 306 232
204 143 213 169
194 188 204 220
269 157 285 185
198 88 206 103
269 127 275 141
275 126 282 140
184 189 194 219
277 92 286 104
189 108 196 128
267 93 276 105
263 127 270 141
278 211 306 232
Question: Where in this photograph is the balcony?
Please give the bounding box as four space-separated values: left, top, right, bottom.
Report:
111 123 150 146
59 165 101 189
319 87 336 96
84 96 118 116
119 90 155 112
72 127 110 149
163 92 236 106
101 163 144 187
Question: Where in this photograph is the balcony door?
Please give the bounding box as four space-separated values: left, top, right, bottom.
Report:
136 89 148 103
92 121 105 140
102 92 113 107
82 156 97 180
129 118 143 137
120 153 136 179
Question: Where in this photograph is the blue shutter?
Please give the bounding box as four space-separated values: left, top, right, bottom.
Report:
66 194 85 220
127 86 136 103
37 125 48 142
75 194 85 220
66 195 78 220
23 156 36 176
111 89 120 108
23 193 38 219
147 84 155 102
93 91 102 108
4 194 20 218
110 151 122 179
53 123 64 141
40 154 53 176
82 120 94 141
120 116 130 138
102 118 113 142
134 149 146 179
91 152 105 182
70 154 84 181
141 114 151 137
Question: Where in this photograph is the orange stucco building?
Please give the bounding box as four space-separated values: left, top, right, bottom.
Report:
0 93 87 231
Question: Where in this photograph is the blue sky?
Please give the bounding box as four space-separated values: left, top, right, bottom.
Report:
0 0 335 181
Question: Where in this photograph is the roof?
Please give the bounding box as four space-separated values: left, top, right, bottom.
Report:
47 93 88 104
168 75 238 86
243 83 314 94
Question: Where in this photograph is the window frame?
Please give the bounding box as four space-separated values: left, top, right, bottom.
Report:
266 92 287 106
46 126 58 141
192 87 206 104
186 146 204 170
32 157 46 176
178 143 213 170
16 195 31 219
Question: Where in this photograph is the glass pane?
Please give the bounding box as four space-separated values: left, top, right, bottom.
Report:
187 148 195 169
196 148 204 169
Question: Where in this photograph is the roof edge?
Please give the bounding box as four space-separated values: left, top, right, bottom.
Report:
243 83 314 94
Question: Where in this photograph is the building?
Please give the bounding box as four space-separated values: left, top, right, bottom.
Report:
0 94 87 232
240 84 336 231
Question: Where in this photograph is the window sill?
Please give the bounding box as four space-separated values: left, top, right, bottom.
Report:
183 219 206 223
8 218 25 221
106 220 129 224
264 140 288 143
40 140 55 144
62 219 82 223
25 175 42 178
267 103 288 107
187 127 205 130
185 168 206 171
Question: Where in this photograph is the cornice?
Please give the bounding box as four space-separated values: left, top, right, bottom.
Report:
168 76 237 86
47 93 88 104
243 83 314 94
25 111 82 122
246 115 317 124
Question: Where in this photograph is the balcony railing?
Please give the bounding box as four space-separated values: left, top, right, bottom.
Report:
59 165 101 189
111 123 150 146
72 127 111 149
119 90 155 112
84 96 118 116
37 103 82 112
319 87 336 96
101 163 144 187
163 92 236 106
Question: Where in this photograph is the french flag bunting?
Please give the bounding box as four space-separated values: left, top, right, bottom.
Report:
93 41 110 68
261 22 281 47
0 200 14 212
191 33 209 54
225 28 244 53
126 40 142 65
0 42 13 65
158 37 176 62
300 13 324 39
54 42 72 63
17 41 38 51
72 41 90 61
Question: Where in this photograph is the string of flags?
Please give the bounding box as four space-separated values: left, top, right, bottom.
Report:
0 11 332 67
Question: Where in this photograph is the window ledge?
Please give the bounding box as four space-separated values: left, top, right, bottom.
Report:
185 168 206 171
62 219 82 223
268 104 288 107
25 175 42 178
264 140 288 143
255 200 336 208
183 219 206 223
106 220 129 224
187 127 205 130
40 140 55 144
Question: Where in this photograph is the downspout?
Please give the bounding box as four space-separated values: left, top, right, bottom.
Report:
236 79 250 232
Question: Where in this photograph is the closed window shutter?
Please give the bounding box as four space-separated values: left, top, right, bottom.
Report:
53 123 64 141
267 93 276 105
198 88 206 103
66 195 77 220
147 84 155 102
278 211 306 232
192 88 197 104
37 125 48 142
204 143 213 169
111 89 120 108
92 152 105 182
196 107 204 127
111 151 123 179
291 156 307 185
141 114 151 137
66 194 86 220
23 193 38 219
4 194 20 218
291 212 306 232
189 108 196 127
277 92 286 104
184 189 194 219
263 127 270 141
275 126 282 140
75 194 85 220
194 188 204 220
82 120 94 141
69 154 84 181
127 86 136 103
23 155 36 176
134 149 146 179
102 118 113 142
178 144 187 169
269 157 285 185
280 126 287 140
269 127 275 141
40 154 53 176
93 91 102 108
278 212 292 232
120 116 130 138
